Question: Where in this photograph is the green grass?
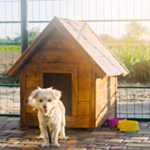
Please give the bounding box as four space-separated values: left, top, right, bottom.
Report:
0 45 21 52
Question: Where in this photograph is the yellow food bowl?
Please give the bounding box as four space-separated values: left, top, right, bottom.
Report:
116 120 140 132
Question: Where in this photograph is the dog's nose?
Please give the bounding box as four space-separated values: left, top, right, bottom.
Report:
43 105 47 109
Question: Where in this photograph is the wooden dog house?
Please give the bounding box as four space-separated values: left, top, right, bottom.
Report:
7 17 128 128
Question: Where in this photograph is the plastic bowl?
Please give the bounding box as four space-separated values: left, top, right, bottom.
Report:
116 120 140 132
107 118 126 128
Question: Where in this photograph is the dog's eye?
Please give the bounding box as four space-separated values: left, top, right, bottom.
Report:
48 99 51 102
39 99 43 102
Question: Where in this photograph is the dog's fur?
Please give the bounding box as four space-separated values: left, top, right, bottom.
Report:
28 87 66 147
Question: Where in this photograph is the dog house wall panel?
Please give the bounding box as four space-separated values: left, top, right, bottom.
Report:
95 76 117 127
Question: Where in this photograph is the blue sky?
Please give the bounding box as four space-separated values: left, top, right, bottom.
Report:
0 0 150 40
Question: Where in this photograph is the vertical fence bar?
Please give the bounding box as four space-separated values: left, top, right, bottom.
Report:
21 0 28 53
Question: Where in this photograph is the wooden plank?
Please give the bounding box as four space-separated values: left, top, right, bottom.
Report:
78 91 90 102
96 109 115 127
26 106 37 113
96 97 116 118
78 78 90 90
78 102 89 115
96 87 116 103
90 70 95 128
49 29 66 40
38 66 77 74
37 73 43 88
72 68 78 116
42 39 76 51
20 69 26 125
78 66 90 77
29 51 84 63
25 62 89 68
26 76 37 88
96 77 116 90
26 113 39 126
66 116 90 128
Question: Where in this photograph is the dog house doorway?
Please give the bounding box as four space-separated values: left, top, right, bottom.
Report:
44 73 72 116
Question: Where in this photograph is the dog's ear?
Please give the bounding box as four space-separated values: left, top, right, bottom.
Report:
51 89 62 100
28 88 41 109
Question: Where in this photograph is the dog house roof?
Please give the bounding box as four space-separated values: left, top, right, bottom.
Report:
7 17 128 78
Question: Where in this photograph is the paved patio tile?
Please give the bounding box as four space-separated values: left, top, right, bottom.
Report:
66 140 78 144
0 143 10 148
95 138 109 142
126 147 141 150
65 148 87 150
84 138 95 141
137 131 150 135
130 137 149 140
35 147 66 150
20 144 38 149
125 143 150 147
95 145 110 149
76 144 87 147
90 132 116 136
85 144 96 148
110 142 124 146
22 134 39 139
109 139 123 143
110 146 126 149
7 144 24 148
123 140 141 143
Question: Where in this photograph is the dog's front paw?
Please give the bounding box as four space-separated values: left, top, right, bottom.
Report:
52 142 60 147
42 142 50 147
39 134 44 139
59 135 67 140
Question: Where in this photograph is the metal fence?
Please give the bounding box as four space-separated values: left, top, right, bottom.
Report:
0 0 150 118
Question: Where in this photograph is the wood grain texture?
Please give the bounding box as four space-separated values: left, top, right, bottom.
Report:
37 73 43 88
26 113 39 126
42 39 76 51
95 77 117 128
78 78 90 90
96 87 116 103
66 116 90 128
96 97 116 118
71 68 78 116
96 77 116 90
78 91 90 102
96 109 115 127
29 51 84 63
78 102 89 115
78 66 90 77
90 70 95 128
26 76 37 89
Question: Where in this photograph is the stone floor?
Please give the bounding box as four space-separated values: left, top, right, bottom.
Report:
0 117 150 150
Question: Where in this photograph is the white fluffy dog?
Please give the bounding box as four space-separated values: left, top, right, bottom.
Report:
28 87 66 147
